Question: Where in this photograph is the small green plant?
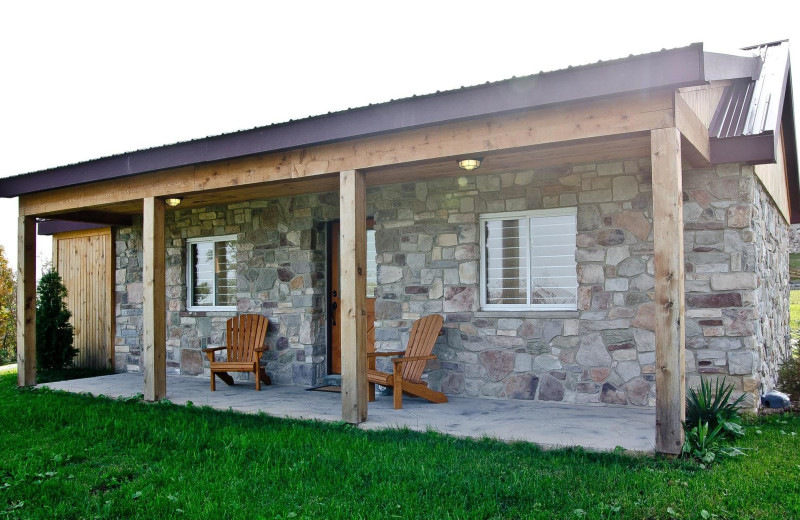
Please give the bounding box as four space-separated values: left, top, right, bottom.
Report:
685 377 746 440
777 346 800 401
35 269 77 371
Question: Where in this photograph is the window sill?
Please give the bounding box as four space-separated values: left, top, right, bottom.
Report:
473 310 579 319
181 309 238 317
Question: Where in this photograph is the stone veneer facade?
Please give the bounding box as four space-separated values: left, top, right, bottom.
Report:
113 158 791 407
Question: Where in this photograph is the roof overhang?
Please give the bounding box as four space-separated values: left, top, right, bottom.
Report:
0 44 708 198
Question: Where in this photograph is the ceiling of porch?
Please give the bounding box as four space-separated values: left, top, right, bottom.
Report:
42 132 652 224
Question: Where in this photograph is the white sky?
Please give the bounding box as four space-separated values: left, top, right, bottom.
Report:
1 0 799 272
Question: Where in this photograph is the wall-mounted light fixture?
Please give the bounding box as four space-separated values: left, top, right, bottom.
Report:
164 197 183 207
457 158 482 171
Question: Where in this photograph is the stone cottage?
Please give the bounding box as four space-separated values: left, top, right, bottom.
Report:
2 41 797 455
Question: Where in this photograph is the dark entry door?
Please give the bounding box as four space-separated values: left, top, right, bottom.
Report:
329 221 376 374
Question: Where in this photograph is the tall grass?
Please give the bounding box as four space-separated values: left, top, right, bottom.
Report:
0 372 798 519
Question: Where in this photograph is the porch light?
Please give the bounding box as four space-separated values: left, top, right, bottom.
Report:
458 158 482 171
164 197 183 207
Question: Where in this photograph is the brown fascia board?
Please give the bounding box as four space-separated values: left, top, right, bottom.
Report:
782 74 800 224
0 44 707 198
703 52 759 81
710 43 793 166
709 133 776 164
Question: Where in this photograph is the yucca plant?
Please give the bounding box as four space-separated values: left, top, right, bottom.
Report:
685 377 746 440
682 419 747 465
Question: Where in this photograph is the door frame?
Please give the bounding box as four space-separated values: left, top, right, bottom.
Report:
326 218 375 375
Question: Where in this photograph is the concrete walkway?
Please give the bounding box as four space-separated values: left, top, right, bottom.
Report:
40 372 656 452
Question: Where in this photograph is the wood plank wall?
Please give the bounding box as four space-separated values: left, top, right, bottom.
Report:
53 228 114 370
754 123 791 222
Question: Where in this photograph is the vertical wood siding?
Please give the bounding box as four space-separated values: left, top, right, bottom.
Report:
53 228 113 369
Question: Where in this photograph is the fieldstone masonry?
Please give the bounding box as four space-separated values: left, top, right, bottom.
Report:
114 158 791 408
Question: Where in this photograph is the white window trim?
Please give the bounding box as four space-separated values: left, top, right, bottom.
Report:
479 207 577 312
186 234 238 312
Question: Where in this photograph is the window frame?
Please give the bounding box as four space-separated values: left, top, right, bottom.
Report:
185 234 238 312
479 207 578 312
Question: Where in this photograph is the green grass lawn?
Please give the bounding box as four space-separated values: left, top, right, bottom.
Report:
1 373 799 519
791 290 800 343
790 253 800 282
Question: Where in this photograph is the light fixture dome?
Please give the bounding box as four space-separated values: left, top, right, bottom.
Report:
457 158 482 171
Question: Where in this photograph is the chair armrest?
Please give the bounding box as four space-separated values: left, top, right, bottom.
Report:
254 346 269 352
391 355 437 364
201 346 226 353
367 351 406 358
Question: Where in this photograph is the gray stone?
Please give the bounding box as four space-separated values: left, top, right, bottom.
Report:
633 328 655 351
728 351 755 375
377 265 403 284
443 287 477 312
596 229 625 246
514 353 532 372
617 257 646 277
440 373 465 394
576 333 612 366
498 318 523 330
537 375 564 401
459 262 478 284
615 361 640 382
578 264 604 284
612 176 639 201
605 278 629 292
710 272 757 291
605 246 630 266
476 175 501 192
180 349 204 375
542 320 563 343
623 377 650 406
600 383 628 405
519 320 543 340
532 354 562 372
577 205 601 231
708 338 742 351
576 248 605 262
478 350 516 381
504 374 539 400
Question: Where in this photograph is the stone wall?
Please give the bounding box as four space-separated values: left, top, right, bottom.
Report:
751 179 792 392
114 193 340 386
371 159 659 405
113 157 790 407
371 160 788 407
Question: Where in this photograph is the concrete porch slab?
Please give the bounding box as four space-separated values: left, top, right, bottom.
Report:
40 373 656 452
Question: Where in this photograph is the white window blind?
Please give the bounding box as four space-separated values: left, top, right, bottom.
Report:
480 208 577 310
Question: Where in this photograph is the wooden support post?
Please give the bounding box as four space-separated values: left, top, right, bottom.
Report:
651 128 686 455
16 215 36 387
142 197 166 401
339 169 368 424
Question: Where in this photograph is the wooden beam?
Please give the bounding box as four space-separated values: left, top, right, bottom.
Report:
42 210 134 227
339 169 367 424
674 93 711 168
20 89 676 217
651 128 686 455
142 197 166 401
16 215 36 386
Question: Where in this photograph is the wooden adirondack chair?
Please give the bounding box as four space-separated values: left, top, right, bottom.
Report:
367 314 446 409
201 314 272 391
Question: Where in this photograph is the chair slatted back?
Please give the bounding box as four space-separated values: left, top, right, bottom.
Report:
226 314 269 362
402 314 443 383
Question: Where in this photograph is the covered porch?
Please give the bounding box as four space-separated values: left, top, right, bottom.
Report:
38 372 656 452
8 44 752 457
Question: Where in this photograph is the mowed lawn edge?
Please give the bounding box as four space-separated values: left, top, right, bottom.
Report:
0 372 798 519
